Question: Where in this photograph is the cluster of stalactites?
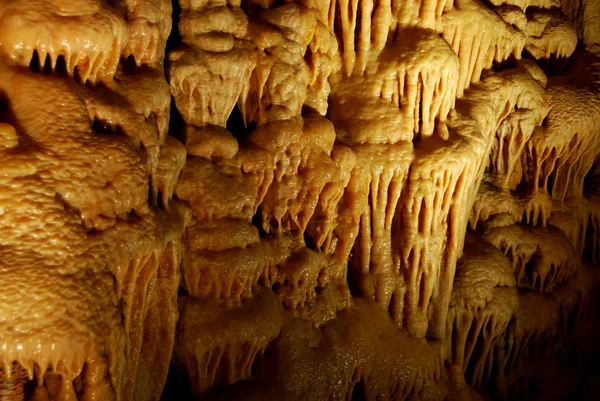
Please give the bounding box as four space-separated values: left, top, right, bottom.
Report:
328 28 458 143
446 235 518 389
442 0 526 96
457 5 600 398
487 263 600 400
165 0 600 399
169 1 362 393
301 0 454 79
0 0 171 84
441 0 578 98
0 1 190 401
484 61 549 191
559 0 600 45
523 84 600 204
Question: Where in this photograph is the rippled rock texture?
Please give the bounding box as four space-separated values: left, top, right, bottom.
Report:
0 0 600 400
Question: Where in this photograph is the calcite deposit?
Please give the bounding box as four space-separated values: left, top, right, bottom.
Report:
0 0 599 400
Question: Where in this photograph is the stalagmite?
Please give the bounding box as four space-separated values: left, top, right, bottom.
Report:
1 0 600 400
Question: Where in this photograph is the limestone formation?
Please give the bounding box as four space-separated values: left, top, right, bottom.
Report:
0 0 599 401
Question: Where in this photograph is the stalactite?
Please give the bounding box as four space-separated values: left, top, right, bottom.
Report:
2 0 600 400
173 290 284 395
488 0 559 11
489 263 600 401
305 145 357 257
169 46 256 129
334 142 413 314
552 264 600 338
0 2 183 392
396 125 489 337
0 1 128 84
559 0 600 44
523 78 600 203
486 63 548 190
547 199 590 257
122 0 173 66
496 291 559 382
493 6 578 68
239 3 315 125
175 157 269 222
253 117 343 238
397 60 549 338
378 29 458 139
304 15 340 115
470 180 524 229
446 236 518 389
329 28 458 142
442 0 526 96
523 10 578 62
484 224 579 292
389 0 454 31
325 0 455 77
272 247 331 310
181 222 291 299
467 61 551 232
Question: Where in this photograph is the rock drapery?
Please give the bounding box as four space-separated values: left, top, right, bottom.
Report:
0 0 599 400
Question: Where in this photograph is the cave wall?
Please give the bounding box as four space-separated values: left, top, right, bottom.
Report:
0 0 599 400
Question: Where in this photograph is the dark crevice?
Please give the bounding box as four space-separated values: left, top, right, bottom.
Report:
166 1 182 52
92 116 123 135
346 256 362 297
303 231 318 251
583 215 596 264
161 362 191 401
492 54 519 72
226 103 248 139
251 209 268 237
524 253 541 288
51 55 68 76
167 97 186 144
177 286 189 297
29 50 41 73
351 377 366 401
547 173 555 196
353 3 361 52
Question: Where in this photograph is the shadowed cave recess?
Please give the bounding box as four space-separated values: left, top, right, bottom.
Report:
0 0 600 400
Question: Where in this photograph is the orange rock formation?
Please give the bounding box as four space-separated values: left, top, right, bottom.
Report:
0 0 599 400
